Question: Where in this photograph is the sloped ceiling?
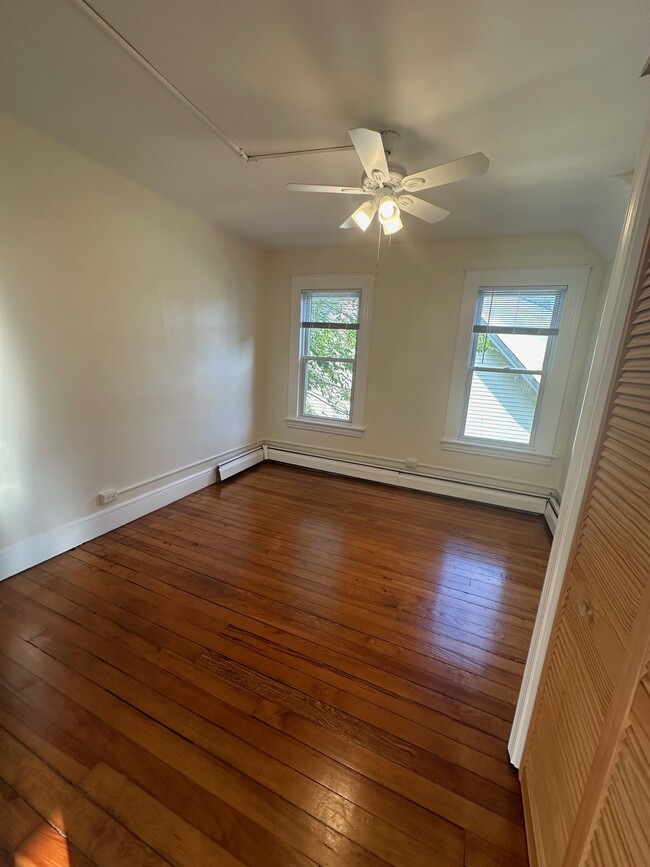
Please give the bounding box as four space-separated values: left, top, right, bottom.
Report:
1 0 648 254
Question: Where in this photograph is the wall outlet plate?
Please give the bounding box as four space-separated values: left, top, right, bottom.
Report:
405 458 418 469
98 489 118 505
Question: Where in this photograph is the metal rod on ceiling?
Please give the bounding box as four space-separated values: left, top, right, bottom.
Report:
69 0 250 161
247 145 355 161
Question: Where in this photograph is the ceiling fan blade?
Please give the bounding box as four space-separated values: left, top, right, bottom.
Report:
398 195 450 224
402 152 489 192
348 128 390 183
286 183 366 194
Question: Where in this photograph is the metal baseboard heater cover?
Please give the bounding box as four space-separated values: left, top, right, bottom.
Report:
217 447 265 481
262 447 548 514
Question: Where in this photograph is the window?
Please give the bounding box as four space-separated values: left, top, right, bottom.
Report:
462 287 565 445
443 267 590 462
287 275 373 435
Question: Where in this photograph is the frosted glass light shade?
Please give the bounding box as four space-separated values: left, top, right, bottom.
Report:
382 214 403 235
351 200 377 231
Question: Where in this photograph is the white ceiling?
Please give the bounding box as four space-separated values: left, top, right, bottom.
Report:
1 0 648 253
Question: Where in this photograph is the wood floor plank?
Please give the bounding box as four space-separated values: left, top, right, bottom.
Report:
1 595 467 864
0 652 310 867
194 646 521 816
12 823 96 867
68 543 524 703
80 763 244 867
464 832 529 866
251 698 528 860
114 522 531 664
0 635 382 866
0 728 166 866
1 603 466 864
0 463 548 865
95 531 526 688
24 628 431 866
139 511 536 650
0 778 41 858
9 572 261 715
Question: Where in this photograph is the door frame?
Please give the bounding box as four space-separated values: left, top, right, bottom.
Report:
509 108 650 767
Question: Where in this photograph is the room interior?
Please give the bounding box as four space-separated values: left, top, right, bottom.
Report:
1 1 649 865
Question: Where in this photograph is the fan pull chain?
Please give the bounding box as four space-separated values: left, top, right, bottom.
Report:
375 222 383 274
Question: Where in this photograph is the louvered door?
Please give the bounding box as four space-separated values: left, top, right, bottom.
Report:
584 665 650 866
521 222 650 867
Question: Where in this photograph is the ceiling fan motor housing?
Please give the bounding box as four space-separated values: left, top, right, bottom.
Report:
362 161 407 192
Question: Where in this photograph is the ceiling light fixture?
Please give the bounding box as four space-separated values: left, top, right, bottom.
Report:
289 127 489 238
378 195 399 222
377 195 402 235
350 200 378 231
381 213 403 235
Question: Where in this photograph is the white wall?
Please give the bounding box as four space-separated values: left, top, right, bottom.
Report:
263 236 604 494
0 112 265 553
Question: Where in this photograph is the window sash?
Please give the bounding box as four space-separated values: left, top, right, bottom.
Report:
460 287 565 447
299 289 361 421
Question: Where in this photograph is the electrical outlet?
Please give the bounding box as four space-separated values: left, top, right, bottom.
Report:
98 489 118 505
405 458 418 469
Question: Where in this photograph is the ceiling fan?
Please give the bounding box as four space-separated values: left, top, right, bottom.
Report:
287 128 489 235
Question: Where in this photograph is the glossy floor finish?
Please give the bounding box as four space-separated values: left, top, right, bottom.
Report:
0 463 551 866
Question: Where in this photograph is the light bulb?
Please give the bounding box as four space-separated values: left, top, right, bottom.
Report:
378 196 399 222
382 214 403 235
351 200 377 232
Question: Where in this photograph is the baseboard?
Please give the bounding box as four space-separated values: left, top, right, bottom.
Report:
217 446 265 480
544 493 560 535
266 447 548 514
0 466 218 582
267 447 401 486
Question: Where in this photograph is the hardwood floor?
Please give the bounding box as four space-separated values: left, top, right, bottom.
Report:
0 463 551 866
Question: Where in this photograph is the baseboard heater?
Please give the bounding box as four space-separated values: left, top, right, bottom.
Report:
264 447 548 514
217 447 265 481
544 492 560 535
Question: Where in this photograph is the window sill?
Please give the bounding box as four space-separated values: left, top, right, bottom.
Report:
441 438 555 465
286 417 365 437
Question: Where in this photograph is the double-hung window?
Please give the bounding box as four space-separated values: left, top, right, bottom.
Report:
287 274 373 436
462 287 565 445
443 267 590 461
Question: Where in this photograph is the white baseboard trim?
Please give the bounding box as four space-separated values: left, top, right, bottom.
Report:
398 471 546 513
544 494 560 535
266 447 548 514
0 466 217 582
218 447 265 480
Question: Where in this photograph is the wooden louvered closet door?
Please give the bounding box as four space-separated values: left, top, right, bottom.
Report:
520 221 650 867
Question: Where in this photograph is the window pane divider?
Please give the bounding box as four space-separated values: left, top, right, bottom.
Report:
473 326 559 336
471 366 545 375
300 321 359 330
303 355 356 365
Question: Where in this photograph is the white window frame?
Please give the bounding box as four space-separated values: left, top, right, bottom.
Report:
442 266 590 463
287 274 374 436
